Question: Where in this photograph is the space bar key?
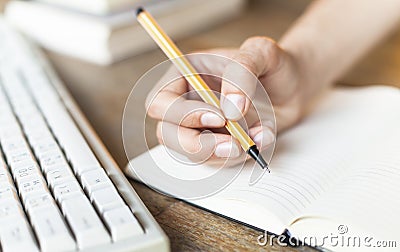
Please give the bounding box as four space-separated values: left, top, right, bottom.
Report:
41 104 100 175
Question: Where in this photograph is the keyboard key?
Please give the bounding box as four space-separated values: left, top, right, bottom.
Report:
0 124 22 141
9 159 37 174
0 167 13 185
53 179 82 203
0 200 24 222
30 137 58 158
1 136 28 155
37 148 64 161
0 218 39 252
14 102 37 118
13 162 41 184
90 186 125 213
81 168 113 195
38 150 68 172
25 130 53 147
7 148 34 168
0 112 15 126
30 206 76 252
62 195 110 249
103 206 144 242
19 175 49 203
40 105 100 175
25 193 55 214
46 165 75 189
0 184 17 202
19 113 47 134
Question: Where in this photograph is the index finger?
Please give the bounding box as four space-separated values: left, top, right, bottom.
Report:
146 67 226 129
220 37 281 121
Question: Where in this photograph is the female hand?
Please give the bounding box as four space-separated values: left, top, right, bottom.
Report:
146 37 306 165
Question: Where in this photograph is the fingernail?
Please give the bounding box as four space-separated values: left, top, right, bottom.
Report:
201 112 225 127
215 142 240 158
222 94 246 120
253 129 275 148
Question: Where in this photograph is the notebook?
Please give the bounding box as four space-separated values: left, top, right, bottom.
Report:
126 86 400 251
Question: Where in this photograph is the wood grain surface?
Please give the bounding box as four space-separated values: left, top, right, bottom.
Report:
3 0 399 250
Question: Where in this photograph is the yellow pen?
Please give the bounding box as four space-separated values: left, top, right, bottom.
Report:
137 7 269 172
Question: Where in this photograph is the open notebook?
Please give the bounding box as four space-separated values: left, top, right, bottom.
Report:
126 86 400 251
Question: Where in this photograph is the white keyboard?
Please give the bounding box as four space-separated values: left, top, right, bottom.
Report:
0 19 169 252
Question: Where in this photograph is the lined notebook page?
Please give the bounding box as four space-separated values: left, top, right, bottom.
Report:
127 86 400 234
291 114 400 237
191 86 399 227
289 133 400 246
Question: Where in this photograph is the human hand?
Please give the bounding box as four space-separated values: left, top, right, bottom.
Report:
146 37 305 165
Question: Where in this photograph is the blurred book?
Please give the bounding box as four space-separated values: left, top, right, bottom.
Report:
35 0 148 15
5 0 245 65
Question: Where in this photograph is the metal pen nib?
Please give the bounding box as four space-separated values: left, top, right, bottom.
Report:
247 145 270 172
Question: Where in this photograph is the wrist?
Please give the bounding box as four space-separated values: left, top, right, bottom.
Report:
279 32 332 104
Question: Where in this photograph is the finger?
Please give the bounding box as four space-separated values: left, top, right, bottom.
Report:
145 66 186 111
220 37 281 121
146 65 226 129
148 88 226 128
248 120 276 150
156 121 243 162
147 49 236 107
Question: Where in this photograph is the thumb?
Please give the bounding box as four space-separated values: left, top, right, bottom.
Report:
220 37 275 121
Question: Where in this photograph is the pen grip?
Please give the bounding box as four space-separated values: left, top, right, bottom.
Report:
174 63 255 150
175 65 255 150
138 11 255 151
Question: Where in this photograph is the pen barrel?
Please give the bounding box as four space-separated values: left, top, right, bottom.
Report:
138 10 255 152
172 60 220 108
225 121 254 150
137 12 220 108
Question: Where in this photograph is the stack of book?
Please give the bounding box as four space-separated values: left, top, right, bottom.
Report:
5 0 245 65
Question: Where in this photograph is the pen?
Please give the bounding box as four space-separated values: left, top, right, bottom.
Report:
136 7 270 172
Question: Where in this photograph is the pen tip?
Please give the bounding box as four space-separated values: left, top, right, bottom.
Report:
136 7 144 16
259 158 270 172
247 145 270 173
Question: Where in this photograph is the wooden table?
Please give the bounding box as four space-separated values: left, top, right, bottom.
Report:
15 0 400 250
